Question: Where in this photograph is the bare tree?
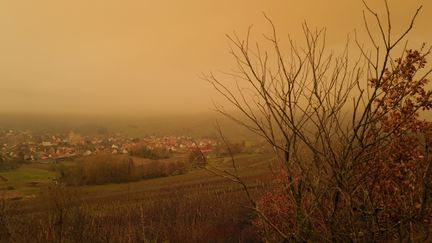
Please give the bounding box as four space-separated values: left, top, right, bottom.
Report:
205 1 432 242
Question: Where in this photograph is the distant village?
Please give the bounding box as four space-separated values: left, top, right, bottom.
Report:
0 129 217 164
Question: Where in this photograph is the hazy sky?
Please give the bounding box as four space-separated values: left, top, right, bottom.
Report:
0 0 431 115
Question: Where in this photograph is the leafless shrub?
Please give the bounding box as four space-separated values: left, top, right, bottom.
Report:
205 1 432 241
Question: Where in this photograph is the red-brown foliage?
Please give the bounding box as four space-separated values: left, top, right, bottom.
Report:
253 48 432 241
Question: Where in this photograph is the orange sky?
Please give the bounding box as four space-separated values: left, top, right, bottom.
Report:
0 0 431 115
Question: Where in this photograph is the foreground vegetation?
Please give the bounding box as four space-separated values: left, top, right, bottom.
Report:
205 1 432 241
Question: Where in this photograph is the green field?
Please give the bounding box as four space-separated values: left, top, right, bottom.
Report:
0 163 57 199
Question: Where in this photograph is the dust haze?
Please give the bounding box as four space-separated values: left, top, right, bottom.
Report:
0 0 431 116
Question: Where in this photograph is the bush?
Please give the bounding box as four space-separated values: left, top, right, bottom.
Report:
60 154 187 185
188 149 206 167
61 154 135 186
207 2 432 241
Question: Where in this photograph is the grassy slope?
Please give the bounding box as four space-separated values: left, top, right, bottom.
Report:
0 163 56 198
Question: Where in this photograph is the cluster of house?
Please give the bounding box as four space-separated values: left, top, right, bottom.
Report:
0 129 217 164
138 136 214 154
